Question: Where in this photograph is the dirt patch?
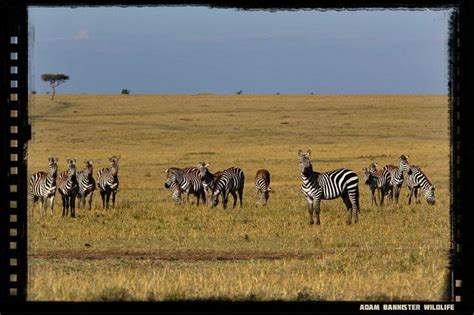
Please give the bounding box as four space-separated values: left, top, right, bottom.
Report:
29 249 331 261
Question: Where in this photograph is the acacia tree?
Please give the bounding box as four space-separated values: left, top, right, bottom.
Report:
41 74 70 100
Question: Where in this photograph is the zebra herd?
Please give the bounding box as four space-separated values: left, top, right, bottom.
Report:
30 150 436 225
29 156 120 217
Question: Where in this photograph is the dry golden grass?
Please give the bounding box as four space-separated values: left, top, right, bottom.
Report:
27 94 450 301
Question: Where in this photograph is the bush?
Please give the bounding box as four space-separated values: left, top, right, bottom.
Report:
121 89 130 95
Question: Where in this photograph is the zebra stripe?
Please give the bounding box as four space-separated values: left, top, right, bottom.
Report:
29 157 58 216
97 156 120 209
383 155 412 204
77 160 96 210
255 169 271 206
197 163 223 205
210 167 245 209
58 159 79 217
298 149 359 225
406 166 436 205
165 167 205 206
362 168 378 206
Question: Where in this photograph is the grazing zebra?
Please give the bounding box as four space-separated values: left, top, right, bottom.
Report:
298 149 359 225
406 165 436 205
165 168 205 206
255 169 271 206
383 155 412 204
77 160 96 210
197 163 223 205
58 159 79 217
210 167 245 209
29 157 59 216
362 168 378 206
97 156 120 209
165 167 194 204
169 181 184 205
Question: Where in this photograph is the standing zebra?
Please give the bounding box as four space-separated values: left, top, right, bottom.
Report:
197 163 223 205
362 168 378 206
58 159 79 217
165 168 205 206
406 165 436 205
367 162 392 205
383 155 412 204
210 167 245 210
165 167 205 205
298 150 360 225
29 157 59 216
97 156 120 209
77 160 96 210
255 169 271 206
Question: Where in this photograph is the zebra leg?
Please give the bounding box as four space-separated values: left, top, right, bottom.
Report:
61 195 66 217
201 190 206 205
222 191 229 210
39 197 45 217
408 187 414 205
100 190 106 209
105 191 111 209
306 198 314 225
70 195 76 218
88 191 94 210
230 191 238 208
414 188 420 204
238 188 243 208
49 195 55 215
341 192 353 225
112 191 117 208
313 199 321 225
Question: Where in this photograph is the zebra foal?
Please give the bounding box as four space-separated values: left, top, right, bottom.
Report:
97 156 120 209
255 169 271 206
298 149 360 225
210 167 245 209
29 157 59 216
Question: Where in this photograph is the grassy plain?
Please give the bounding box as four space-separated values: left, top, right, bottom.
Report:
27 94 450 301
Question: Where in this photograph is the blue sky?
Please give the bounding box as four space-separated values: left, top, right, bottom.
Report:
29 7 451 94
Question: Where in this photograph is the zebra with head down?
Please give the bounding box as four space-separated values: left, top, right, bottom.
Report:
165 167 205 206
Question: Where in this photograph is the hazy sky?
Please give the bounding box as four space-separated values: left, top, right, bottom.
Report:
29 7 452 94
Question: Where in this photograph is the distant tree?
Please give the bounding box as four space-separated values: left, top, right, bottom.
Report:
121 89 130 95
41 74 70 100
276 92 280 95
235 90 243 95
32 90 37 95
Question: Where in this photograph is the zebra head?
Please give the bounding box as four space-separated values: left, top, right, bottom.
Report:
47 157 59 178
425 185 436 205
109 156 120 176
66 159 77 179
298 149 313 175
84 160 94 175
362 168 373 184
399 155 412 175
164 168 181 189
209 189 220 208
368 163 378 173
198 162 210 180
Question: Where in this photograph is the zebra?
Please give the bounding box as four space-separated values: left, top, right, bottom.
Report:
165 168 205 206
298 149 359 225
76 159 96 210
97 156 120 209
29 157 59 216
255 169 271 206
362 168 378 206
368 162 392 205
165 167 193 204
58 159 79 217
406 165 436 205
210 167 245 209
383 155 412 204
197 163 223 205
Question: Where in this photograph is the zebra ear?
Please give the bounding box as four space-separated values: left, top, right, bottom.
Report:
432 185 436 190
205 163 209 168
298 150 303 157
53 157 59 163
307 149 312 157
165 169 169 173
